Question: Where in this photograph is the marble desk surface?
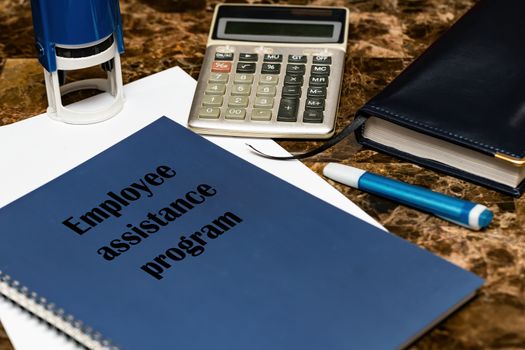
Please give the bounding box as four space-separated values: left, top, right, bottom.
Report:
1 0 524 349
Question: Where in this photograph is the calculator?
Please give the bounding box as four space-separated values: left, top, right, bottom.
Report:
187 4 349 139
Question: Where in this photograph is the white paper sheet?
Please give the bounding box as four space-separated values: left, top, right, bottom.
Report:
0 66 382 350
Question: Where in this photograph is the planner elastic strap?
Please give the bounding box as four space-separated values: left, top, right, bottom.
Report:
247 114 367 160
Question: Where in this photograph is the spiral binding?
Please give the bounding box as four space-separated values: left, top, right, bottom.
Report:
0 270 118 350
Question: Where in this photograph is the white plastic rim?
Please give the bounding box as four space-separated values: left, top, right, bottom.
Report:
44 35 125 125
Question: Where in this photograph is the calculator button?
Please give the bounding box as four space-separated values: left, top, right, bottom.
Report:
208 73 229 84
277 98 299 122
286 64 306 75
259 75 279 85
311 65 330 75
256 85 276 97
234 74 254 84
309 75 328 87
313 56 332 64
252 109 272 121
214 52 233 61
237 62 256 73
239 53 258 62
303 110 324 123
211 61 232 73
198 107 220 119
307 87 326 98
205 83 226 95
225 108 246 120
261 63 281 74
288 55 307 63
263 54 283 62
254 97 274 109
231 84 251 96
284 75 303 86
305 98 325 110
202 95 223 107
228 96 249 107
282 86 302 98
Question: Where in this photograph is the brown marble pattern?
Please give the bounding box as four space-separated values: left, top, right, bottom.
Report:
1 0 524 349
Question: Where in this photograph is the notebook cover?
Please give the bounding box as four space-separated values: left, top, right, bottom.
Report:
355 0 525 196
0 117 483 350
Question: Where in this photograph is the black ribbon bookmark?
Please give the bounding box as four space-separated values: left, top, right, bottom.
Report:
246 114 367 160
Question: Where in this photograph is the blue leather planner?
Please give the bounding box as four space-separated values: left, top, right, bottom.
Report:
0 117 483 349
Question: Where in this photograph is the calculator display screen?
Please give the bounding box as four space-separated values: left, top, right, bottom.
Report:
224 20 335 39
213 6 347 44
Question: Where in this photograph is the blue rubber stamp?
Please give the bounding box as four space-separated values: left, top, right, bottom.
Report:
30 0 125 124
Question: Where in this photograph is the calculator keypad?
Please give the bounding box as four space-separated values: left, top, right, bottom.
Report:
189 45 345 138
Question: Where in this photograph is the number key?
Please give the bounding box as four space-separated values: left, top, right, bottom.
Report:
228 96 249 107
225 108 246 120
256 85 276 97
259 75 279 85
208 73 229 84
254 97 274 108
231 84 251 96
202 95 223 107
205 83 226 95
198 107 220 119
234 74 254 84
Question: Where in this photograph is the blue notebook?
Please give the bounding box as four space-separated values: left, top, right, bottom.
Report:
0 117 482 350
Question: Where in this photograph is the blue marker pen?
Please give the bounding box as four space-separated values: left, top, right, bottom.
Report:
323 163 493 230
